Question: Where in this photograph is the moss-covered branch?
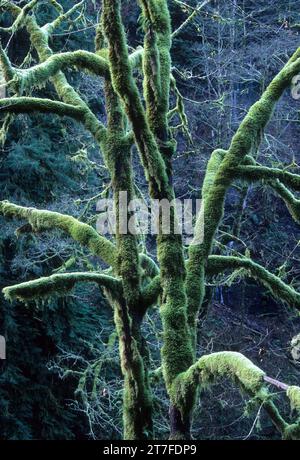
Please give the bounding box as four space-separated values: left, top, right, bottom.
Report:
172 0 211 39
0 42 14 82
3 272 121 303
200 53 300 255
139 0 172 138
268 179 300 224
102 0 169 194
235 165 300 191
234 163 300 224
43 1 84 36
0 96 85 121
0 201 116 267
15 51 109 92
207 255 300 309
186 48 300 343
141 274 161 308
0 3 107 143
103 1 194 405
170 351 300 439
0 0 38 33
21 10 107 143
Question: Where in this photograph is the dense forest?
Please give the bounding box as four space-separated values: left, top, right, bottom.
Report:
1 0 300 441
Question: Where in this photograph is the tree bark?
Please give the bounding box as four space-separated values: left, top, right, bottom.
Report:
169 405 191 440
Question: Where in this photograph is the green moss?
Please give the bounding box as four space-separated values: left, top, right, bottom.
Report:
3 272 120 303
170 351 265 419
269 180 300 224
16 50 109 93
186 47 300 345
207 255 300 309
102 76 154 439
0 200 116 267
283 423 300 440
287 386 300 413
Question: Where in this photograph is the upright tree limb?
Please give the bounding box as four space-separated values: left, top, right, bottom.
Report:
186 48 300 345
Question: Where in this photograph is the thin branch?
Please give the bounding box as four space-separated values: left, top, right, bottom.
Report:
43 1 85 36
172 0 211 39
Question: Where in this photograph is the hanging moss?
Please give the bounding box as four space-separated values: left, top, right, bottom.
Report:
207 255 300 309
15 51 109 93
235 165 300 191
186 47 300 350
0 200 116 267
170 351 265 419
3 272 121 303
287 386 300 413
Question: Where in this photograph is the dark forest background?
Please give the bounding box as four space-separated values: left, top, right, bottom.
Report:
1 0 300 440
